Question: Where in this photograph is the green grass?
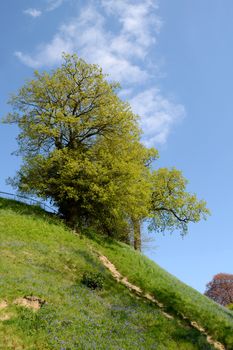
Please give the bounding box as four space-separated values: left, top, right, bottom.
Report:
0 198 232 349
90 235 233 348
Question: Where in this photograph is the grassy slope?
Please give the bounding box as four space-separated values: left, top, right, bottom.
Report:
0 198 232 349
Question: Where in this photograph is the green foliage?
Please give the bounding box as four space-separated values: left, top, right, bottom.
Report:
6 54 156 240
5 53 209 244
81 271 104 290
149 168 210 236
6 54 136 156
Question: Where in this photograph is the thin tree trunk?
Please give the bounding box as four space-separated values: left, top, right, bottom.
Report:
133 219 141 251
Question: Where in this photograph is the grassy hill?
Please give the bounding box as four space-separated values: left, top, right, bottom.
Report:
0 198 232 350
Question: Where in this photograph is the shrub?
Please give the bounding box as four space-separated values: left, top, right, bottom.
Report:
81 271 104 290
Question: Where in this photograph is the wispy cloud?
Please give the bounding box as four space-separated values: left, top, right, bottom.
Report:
23 8 42 18
101 0 162 47
16 0 185 145
16 2 155 83
130 88 185 146
23 0 67 18
46 0 66 11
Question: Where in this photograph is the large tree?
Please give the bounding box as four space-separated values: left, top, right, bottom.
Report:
6 54 155 241
5 54 209 249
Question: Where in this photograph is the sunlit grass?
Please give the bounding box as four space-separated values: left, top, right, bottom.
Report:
89 234 233 348
0 198 231 349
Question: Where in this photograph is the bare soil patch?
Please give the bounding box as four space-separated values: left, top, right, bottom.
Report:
0 313 13 321
0 300 8 310
14 296 45 311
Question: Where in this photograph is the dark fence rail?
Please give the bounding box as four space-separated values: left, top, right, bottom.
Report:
0 191 58 214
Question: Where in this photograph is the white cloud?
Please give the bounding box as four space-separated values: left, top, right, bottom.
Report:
129 88 185 145
101 0 162 46
15 34 73 68
23 1 66 18
16 4 149 83
16 1 185 146
46 0 66 11
23 8 42 18
15 51 40 68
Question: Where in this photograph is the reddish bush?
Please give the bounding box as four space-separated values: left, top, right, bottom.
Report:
204 273 233 306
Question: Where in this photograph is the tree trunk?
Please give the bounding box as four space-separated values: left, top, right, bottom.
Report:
59 200 80 230
133 219 141 251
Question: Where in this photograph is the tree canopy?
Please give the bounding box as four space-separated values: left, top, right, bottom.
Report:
149 168 209 236
204 273 233 306
5 54 209 249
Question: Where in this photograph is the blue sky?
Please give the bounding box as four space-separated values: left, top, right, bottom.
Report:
0 0 232 293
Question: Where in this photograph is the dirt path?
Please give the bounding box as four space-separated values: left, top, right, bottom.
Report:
98 254 225 350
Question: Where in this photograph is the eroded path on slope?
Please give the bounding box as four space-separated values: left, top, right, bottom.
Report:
98 254 225 350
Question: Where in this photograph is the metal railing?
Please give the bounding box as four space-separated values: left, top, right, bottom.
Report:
0 191 58 214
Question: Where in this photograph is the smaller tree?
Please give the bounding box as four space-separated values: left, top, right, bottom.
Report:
204 273 233 306
149 168 209 236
